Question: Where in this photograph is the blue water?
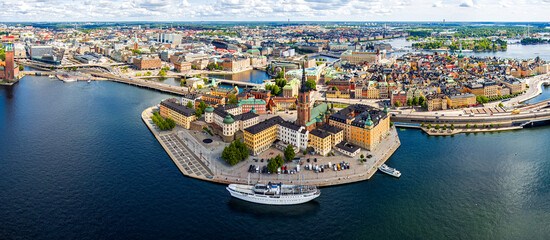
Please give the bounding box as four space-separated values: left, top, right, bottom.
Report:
1 77 550 239
385 38 550 60
526 85 550 104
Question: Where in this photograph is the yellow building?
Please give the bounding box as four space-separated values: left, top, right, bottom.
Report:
309 129 332 156
446 93 476 109
243 116 283 155
160 98 196 129
328 104 390 150
318 125 344 147
426 94 448 112
326 90 351 99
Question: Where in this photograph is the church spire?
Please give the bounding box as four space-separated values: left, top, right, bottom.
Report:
300 61 309 93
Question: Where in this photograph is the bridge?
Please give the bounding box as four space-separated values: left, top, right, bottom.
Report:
17 59 124 72
84 71 191 95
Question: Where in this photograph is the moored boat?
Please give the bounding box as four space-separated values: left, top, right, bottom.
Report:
378 164 401 178
226 182 320 205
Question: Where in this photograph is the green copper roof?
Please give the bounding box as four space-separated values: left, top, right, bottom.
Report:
223 114 235 124
383 105 388 114
305 103 328 127
238 97 266 105
205 105 214 113
365 114 373 127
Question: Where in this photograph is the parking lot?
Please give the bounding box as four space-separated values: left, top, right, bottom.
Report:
159 133 213 178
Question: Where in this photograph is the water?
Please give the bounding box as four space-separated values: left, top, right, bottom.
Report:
526 85 550 104
384 38 550 60
2 77 550 239
208 69 270 84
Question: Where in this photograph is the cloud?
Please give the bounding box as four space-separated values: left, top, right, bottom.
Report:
0 0 548 21
459 0 475 7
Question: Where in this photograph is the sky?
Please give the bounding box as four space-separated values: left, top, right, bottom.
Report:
1 0 550 22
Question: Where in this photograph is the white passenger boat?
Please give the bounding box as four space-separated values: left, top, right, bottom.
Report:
378 164 401 178
226 182 320 205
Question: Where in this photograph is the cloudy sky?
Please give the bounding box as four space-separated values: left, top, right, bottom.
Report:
1 0 549 22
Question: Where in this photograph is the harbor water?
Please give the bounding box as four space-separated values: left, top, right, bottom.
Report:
1 77 550 239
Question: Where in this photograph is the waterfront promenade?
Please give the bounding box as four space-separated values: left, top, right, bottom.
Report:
142 106 401 187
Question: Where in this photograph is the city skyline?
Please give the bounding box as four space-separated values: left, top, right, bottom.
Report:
1 0 550 22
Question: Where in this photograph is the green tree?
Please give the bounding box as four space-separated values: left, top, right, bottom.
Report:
407 98 412 106
419 96 425 106
19 65 24 71
306 79 316 90
267 158 278 173
360 154 364 159
394 101 401 107
198 101 207 113
427 124 431 129
435 125 440 130
466 123 470 128
186 101 193 109
332 86 339 91
222 143 238 165
412 96 419 106
195 108 202 118
275 154 284 167
158 69 167 77
443 125 447 130
451 124 455 130
284 144 295 162
227 94 238 104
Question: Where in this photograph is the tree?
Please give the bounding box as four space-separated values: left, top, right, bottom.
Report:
195 109 202 118
498 103 504 107
306 79 316 90
19 65 24 71
158 69 167 77
360 154 364 159
275 154 284 166
407 98 412 106
427 124 431 129
332 86 339 91
466 123 470 128
267 158 278 173
227 94 238 104
394 101 401 107
222 144 238 165
198 101 207 113
303 150 307 155
284 144 295 162
186 101 193 109
419 96 425 106
474 124 478 128
443 125 447 130
435 125 440 130
421 123 425 128
412 96 419 106
451 124 455 130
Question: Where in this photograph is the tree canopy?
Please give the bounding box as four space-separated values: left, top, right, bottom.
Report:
284 145 295 162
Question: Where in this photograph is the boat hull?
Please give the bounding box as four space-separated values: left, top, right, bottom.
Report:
226 186 320 205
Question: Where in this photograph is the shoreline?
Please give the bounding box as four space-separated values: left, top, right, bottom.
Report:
141 106 401 187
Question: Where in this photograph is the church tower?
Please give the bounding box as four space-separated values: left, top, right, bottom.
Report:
296 62 311 128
